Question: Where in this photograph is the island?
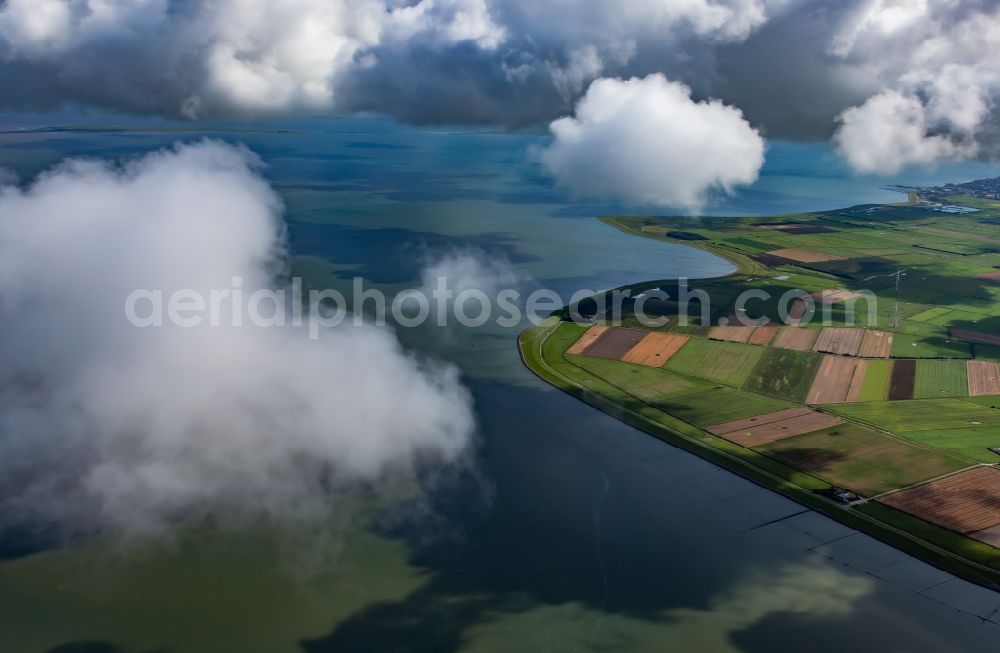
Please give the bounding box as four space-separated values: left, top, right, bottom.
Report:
520 177 1000 589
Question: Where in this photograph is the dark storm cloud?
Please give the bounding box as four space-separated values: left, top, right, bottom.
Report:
1 1 998 171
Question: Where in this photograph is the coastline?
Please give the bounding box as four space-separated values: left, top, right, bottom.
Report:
519 218 1000 591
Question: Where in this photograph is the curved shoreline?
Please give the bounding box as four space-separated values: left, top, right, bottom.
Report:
519 218 1000 591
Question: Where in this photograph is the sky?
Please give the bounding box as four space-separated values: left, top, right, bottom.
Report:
1 0 998 207
0 0 997 539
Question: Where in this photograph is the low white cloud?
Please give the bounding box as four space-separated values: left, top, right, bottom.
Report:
420 249 520 297
538 74 765 209
387 0 506 50
835 89 978 174
831 1 1000 172
0 141 475 537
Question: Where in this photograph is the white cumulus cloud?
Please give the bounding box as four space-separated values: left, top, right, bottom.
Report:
835 87 979 174
831 0 1000 173
0 141 475 537
539 74 765 209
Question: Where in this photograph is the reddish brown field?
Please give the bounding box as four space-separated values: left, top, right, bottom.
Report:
880 466 1000 534
813 327 865 356
708 325 756 343
767 248 846 263
888 359 916 400
708 408 844 447
583 327 648 360
951 328 1000 346
857 330 894 358
976 271 1000 282
806 355 868 404
748 324 781 346
620 332 689 367
706 407 813 435
772 327 818 351
967 360 1000 396
566 325 608 355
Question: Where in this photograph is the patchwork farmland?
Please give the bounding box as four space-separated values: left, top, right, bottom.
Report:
565 325 607 355
582 327 646 359
708 325 756 343
772 327 817 351
858 330 894 358
707 408 843 447
744 348 822 402
748 324 781 346
620 332 689 367
665 339 764 385
525 185 1000 585
968 360 1000 396
813 327 865 356
757 424 969 496
881 467 1000 540
806 356 867 404
888 359 916 400
913 360 969 398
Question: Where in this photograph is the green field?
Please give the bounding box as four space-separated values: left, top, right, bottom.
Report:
824 398 1000 431
569 356 710 403
658 386 795 427
897 428 1000 464
912 359 970 398
890 332 972 359
544 321 588 359
743 348 822 402
964 396 1000 409
665 339 764 386
857 359 892 402
754 424 971 496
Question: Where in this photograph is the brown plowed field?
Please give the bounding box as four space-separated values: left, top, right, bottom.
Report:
707 407 813 435
708 325 756 343
858 330 894 358
773 327 818 351
620 332 689 367
888 359 916 400
951 328 1000 346
976 271 1000 282
813 328 865 356
806 356 868 404
748 324 781 346
880 466 1000 534
967 360 1000 396
566 325 608 355
711 410 845 447
583 327 648 360
767 248 846 263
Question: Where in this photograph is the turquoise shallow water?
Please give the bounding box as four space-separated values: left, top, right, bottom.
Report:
0 116 998 652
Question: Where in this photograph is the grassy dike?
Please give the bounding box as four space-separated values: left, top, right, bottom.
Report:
518 318 1000 590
